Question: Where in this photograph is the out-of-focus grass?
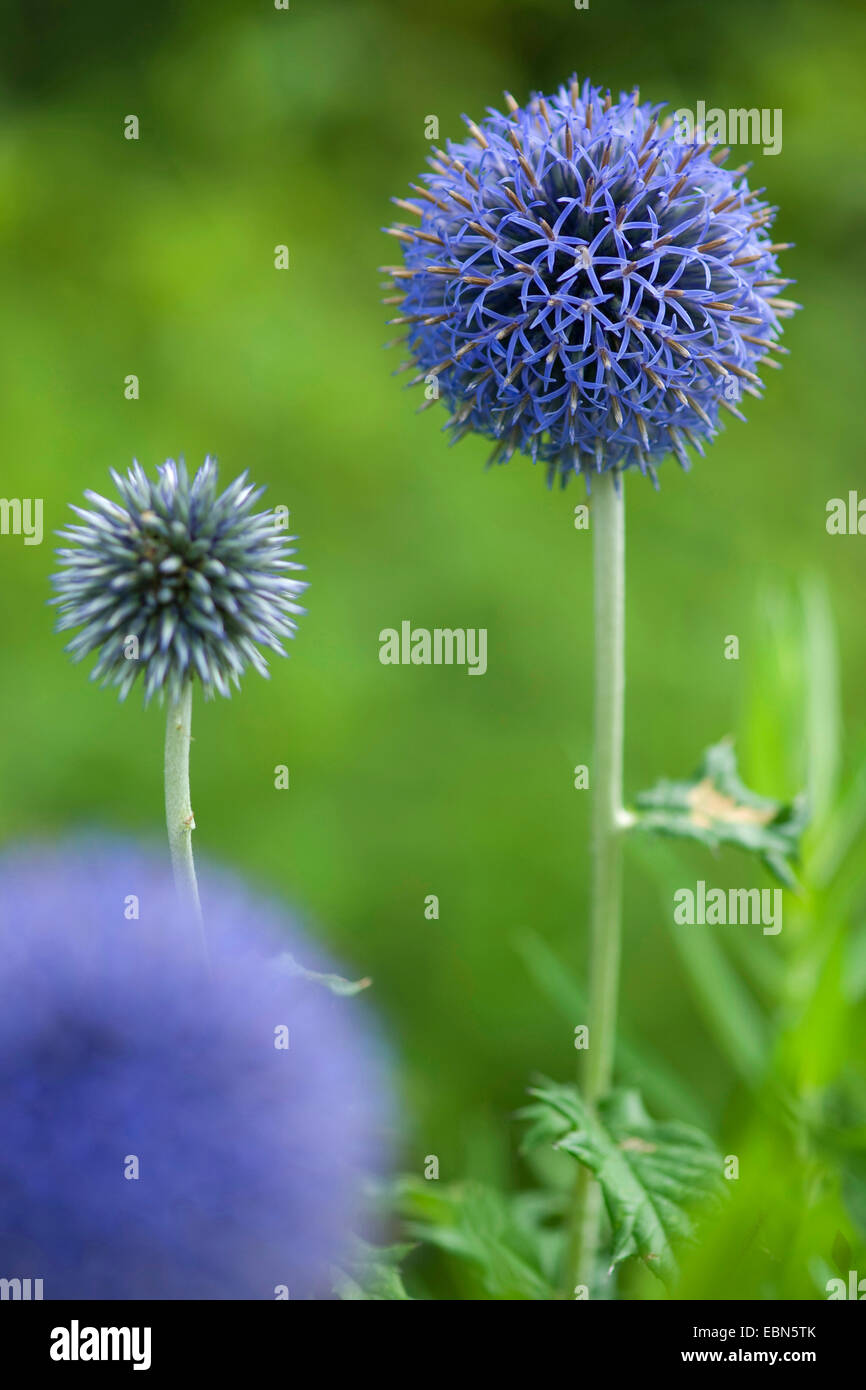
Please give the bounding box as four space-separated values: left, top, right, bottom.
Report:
0 0 864 1258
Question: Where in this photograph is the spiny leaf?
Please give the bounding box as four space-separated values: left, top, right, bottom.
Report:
332 1237 414 1300
523 1082 727 1285
632 738 807 886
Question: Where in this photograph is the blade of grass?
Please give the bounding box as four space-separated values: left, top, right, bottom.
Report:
513 927 712 1129
801 573 842 832
628 838 770 1088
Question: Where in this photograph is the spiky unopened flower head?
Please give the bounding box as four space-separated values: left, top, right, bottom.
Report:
0 841 390 1299
384 77 797 488
52 457 306 703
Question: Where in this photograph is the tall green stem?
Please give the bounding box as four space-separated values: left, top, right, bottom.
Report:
565 468 626 1295
164 680 206 957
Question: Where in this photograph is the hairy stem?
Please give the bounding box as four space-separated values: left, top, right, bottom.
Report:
565 468 626 1296
164 681 206 956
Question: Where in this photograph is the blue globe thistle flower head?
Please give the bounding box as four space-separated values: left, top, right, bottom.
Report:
0 842 390 1299
384 78 798 488
52 457 307 703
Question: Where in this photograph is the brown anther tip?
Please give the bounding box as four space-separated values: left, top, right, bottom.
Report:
728 363 761 384
667 337 691 359
517 153 539 187
504 185 527 214
467 121 488 149
469 220 497 243
639 116 657 151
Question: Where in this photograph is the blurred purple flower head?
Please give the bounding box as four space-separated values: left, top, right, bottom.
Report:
384 77 797 488
0 843 389 1299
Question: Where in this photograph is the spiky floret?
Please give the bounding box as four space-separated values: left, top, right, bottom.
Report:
383 77 798 488
52 457 306 703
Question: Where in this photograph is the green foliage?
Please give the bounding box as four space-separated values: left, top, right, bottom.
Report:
795 1073 866 1249
633 739 807 886
631 583 866 1296
523 1083 726 1285
628 835 771 1088
393 1177 560 1300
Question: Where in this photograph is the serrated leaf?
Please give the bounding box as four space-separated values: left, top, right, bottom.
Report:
523 1082 726 1285
393 1177 558 1300
633 738 807 886
332 1237 414 1300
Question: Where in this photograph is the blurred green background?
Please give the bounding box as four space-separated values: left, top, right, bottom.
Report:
1 0 864 1298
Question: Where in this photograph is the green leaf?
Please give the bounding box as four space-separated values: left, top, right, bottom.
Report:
393 1177 559 1300
633 738 807 887
274 952 372 996
800 574 842 829
809 734 866 893
797 1075 866 1247
523 1082 726 1285
332 1237 415 1300
627 836 770 1087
